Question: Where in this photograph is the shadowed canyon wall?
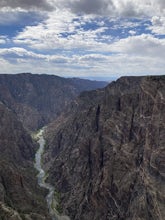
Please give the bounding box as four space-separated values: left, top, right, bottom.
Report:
44 76 165 220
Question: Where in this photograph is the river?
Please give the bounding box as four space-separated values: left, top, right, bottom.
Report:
34 128 70 220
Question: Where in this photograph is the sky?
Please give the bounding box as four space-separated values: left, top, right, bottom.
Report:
0 0 165 79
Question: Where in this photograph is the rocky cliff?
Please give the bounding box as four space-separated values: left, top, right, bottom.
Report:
0 73 107 131
44 76 165 220
0 102 51 220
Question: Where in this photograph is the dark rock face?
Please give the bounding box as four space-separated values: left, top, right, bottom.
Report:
0 73 107 131
0 73 108 219
45 76 165 220
0 102 51 220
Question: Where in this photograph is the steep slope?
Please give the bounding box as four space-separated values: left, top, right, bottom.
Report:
0 73 107 131
44 76 165 220
0 102 51 220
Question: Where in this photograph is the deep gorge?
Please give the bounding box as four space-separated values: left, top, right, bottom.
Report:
0 74 164 220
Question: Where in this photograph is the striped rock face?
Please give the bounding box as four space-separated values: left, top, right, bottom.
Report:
44 76 165 220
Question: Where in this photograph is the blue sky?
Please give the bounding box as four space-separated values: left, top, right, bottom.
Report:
0 0 165 79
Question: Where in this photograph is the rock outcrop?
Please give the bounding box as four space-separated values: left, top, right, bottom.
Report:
44 76 165 220
0 73 107 131
0 102 51 219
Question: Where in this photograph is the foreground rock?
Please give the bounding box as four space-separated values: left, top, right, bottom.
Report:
45 76 165 220
0 102 51 220
0 73 107 131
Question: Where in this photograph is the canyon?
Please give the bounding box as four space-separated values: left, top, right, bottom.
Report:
0 74 164 220
0 73 107 219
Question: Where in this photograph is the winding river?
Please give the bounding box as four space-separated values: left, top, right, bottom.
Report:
34 128 70 220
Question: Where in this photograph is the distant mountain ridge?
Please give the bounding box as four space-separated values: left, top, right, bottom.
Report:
0 73 108 131
44 75 165 220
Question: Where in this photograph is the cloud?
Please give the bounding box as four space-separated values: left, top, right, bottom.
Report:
0 39 6 44
149 16 165 35
0 47 72 64
0 47 46 60
157 0 165 9
53 0 165 17
1 29 165 77
111 34 165 57
66 0 111 15
0 0 54 11
129 30 136 35
1 0 165 17
10 9 165 77
13 10 108 50
0 10 47 26
0 1 165 77
0 36 7 44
